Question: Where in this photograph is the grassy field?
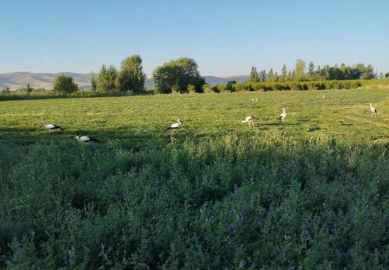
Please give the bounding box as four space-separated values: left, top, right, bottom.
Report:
1 89 389 269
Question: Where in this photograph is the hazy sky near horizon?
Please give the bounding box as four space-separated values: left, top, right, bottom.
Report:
1 0 388 77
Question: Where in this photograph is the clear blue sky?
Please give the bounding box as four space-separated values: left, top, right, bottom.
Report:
1 0 388 77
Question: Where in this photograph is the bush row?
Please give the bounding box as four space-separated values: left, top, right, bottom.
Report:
211 80 365 93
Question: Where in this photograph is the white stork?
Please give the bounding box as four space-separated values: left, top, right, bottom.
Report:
41 121 64 133
75 136 100 143
166 119 183 137
369 103 377 117
278 108 286 122
241 116 257 127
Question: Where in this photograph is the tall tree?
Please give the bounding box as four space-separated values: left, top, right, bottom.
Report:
260 70 266 82
91 72 97 91
361 64 375 79
98 65 117 92
116 55 147 92
153 57 205 94
308 61 315 80
281 64 287 82
294 59 306 81
268 69 274 82
287 71 292 81
249 67 259 83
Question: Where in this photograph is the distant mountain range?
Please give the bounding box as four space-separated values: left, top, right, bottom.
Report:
0 72 249 90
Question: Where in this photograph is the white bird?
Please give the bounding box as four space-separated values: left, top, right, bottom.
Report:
166 119 183 137
41 121 64 132
278 108 287 122
255 98 258 101
75 136 100 143
322 94 325 99
369 103 377 117
242 116 257 127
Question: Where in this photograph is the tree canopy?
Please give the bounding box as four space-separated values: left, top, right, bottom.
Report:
116 55 147 92
153 58 205 94
53 74 78 94
98 65 117 92
249 67 259 83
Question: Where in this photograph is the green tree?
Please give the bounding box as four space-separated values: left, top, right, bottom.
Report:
53 74 78 94
226 81 237 92
294 59 306 81
260 70 266 82
268 69 274 82
153 57 205 94
281 64 287 82
26 83 33 93
116 55 147 92
249 67 259 83
115 70 132 92
91 72 97 91
361 64 375 79
308 61 314 80
98 65 117 92
385 72 389 78
287 71 292 81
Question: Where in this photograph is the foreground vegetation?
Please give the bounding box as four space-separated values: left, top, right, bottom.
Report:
1 89 389 268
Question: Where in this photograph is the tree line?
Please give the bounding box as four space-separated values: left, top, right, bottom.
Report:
248 60 377 83
7 56 386 95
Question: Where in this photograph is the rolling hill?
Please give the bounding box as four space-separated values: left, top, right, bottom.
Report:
0 72 249 90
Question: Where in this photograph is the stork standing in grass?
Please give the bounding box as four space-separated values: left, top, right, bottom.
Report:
242 116 257 128
369 103 377 117
278 108 287 122
41 121 64 133
75 136 100 144
166 119 183 137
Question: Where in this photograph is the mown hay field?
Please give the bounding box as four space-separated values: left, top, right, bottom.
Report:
1 89 389 269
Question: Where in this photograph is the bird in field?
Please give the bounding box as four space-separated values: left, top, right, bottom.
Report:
369 103 377 117
166 119 183 137
75 135 100 143
41 121 64 133
323 94 325 99
242 116 257 127
278 108 287 122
